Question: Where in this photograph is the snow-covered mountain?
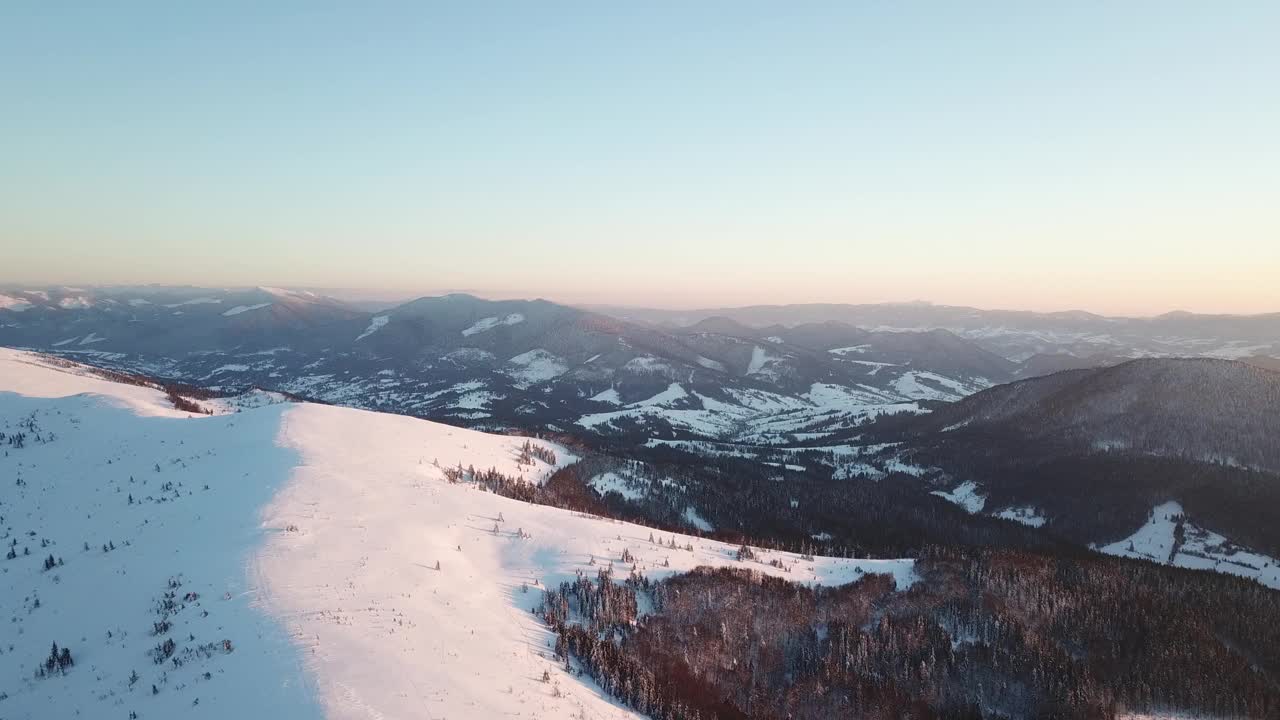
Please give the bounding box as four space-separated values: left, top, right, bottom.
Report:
0 286 365 355
0 348 913 719
0 288 1005 444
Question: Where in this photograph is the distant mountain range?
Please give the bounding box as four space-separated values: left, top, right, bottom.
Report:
591 301 1280 367
5 287 1278 447
0 286 1010 442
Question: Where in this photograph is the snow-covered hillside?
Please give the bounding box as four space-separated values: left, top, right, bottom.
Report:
0 348 915 719
1100 502 1280 590
0 349 318 719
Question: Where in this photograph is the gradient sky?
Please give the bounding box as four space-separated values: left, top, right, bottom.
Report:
2 2 1277 314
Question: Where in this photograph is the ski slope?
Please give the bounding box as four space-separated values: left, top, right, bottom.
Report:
0 348 916 719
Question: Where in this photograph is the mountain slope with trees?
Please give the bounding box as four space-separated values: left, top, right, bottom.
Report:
872 359 1280 558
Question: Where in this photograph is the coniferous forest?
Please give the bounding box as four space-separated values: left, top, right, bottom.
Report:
540 549 1280 720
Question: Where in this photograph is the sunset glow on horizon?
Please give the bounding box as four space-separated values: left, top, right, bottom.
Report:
2 2 1277 315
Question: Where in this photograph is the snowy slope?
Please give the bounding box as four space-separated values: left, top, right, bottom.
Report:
257 403 915 720
930 481 986 513
0 349 319 719
353 315 388 342
1100 502 1280 590
0 350 192 418
0 348 916 719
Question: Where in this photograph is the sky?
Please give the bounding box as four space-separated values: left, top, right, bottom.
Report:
2 2 1277 315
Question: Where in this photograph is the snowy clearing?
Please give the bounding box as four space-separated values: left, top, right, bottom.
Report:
163 297 223 307
931 481 987 513
630 383 688 407
461 313 525 336
354 315 389 341
590 387 623 405
891 370 981 402
695 356 726 372
745 346 774 376
222 303 272 317
993 506 1047 528
1100 502 1280 589
505 348 569 386
589 471 647 502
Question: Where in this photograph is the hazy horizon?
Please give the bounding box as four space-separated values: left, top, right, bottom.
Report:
3 3 1277 315
2 280 1277 318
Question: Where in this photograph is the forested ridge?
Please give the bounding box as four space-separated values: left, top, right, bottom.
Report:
539 548 1280 719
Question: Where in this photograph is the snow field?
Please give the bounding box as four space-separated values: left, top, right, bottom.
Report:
0 351 319 719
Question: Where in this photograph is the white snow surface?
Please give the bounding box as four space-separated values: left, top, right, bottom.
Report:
0 349 316 720
695 355 726 372
0 349 200 417
931 481 987 513
505 348 569 386
590 387 623 405
683 506 715 532
258 286 317 299
0 347 919 718
163 297 223 307
804 382 899 408
589 471 647 501
461 313 525 336
1100 502 1280 589
206 389 291 414
745 346 774 375
57 296 92 309
891 370 980 402
354 315 389 341
222 303 272 317
0 293 34 311
828 345 870 355
993 506 1047 528
631 382 688 407
621 356 676 376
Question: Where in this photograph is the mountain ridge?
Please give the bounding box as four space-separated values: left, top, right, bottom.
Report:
0 287 1006 443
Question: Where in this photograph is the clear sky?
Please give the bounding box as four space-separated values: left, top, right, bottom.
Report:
2 2 1277 314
